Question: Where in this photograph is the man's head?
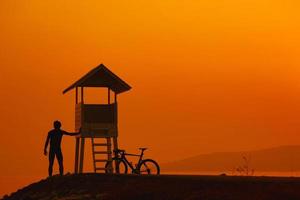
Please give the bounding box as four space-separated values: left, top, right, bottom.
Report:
53 120 61 129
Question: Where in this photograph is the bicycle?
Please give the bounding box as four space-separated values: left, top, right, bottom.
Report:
105 148 160 175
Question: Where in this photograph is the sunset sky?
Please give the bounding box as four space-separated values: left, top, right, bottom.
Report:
1 0 300 196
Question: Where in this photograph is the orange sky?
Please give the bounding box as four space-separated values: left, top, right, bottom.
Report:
1 0 300 196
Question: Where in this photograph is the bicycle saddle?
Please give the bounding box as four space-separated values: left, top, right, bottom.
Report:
139 147 147 151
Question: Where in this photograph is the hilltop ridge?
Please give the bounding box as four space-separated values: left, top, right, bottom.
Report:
3 173 300 200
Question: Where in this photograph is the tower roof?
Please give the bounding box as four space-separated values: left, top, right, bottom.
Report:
63 64 131 94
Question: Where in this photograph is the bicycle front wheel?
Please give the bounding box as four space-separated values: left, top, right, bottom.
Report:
137 159 160 175
105 158 128 174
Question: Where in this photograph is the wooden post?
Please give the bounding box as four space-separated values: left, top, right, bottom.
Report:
115 93 118 125
113 92 119 173
79 137 85 173
113 137 119 173
106 137 113 173
74 87 79 174
113 137 118 152
114 93 117 103
74 137 80 173
108 88 110 104
81 87 84 103
75 87 78 104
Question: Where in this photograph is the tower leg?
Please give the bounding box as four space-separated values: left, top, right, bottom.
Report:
74 137 80 174
113 137 119 173
106 137 113 173
79 137 85 173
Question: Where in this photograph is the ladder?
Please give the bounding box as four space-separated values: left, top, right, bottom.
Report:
91 137 113 173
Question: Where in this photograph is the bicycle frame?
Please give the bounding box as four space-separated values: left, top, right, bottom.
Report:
116 150 146 173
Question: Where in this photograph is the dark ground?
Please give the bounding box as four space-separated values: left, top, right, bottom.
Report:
2 173 300 200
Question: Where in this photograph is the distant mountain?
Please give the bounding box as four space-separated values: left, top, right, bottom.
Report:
162 145 300 173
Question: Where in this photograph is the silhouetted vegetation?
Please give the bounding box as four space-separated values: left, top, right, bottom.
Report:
235 155 255 176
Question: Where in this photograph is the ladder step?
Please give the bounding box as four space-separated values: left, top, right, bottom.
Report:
93 143 111 146
91 137 113 173
94 151 112 154
95 167 107 171
94 159 109 162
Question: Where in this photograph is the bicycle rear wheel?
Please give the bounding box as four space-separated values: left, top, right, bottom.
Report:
105 158 128 174
137 159 160 175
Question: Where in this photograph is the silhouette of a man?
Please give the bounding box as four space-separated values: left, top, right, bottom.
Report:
44 120 80 176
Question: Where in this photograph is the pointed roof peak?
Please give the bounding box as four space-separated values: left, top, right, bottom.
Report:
63 63 131 94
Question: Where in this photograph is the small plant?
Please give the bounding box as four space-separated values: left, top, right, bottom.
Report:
235 154 255 176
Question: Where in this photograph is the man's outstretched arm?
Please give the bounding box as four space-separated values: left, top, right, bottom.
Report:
44 133 50 156
63 129 81 136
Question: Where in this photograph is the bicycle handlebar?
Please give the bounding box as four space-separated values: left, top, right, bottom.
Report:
114 149 125 153
114 148 148 154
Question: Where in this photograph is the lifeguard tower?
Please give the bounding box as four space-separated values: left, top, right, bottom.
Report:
63 64 131 173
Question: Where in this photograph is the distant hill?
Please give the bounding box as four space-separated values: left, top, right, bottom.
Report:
162 145 300 173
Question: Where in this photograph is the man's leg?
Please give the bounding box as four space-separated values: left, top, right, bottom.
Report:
48 150 55 177
56 149 64 176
